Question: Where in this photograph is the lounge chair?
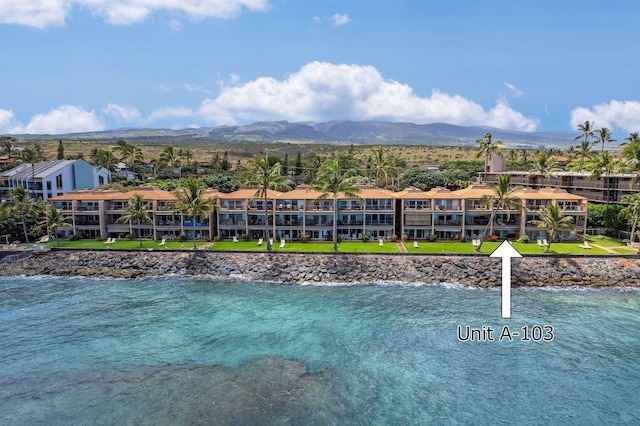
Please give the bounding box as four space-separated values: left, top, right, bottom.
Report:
579 241 592 249
38 236 49 243
104 237 113 244
233 236 239 243
413 241 419 248
279 239 286 249
542 239 549 247
158 238 166 246
537 239 544 247
257 238 263 246
379 239 384 247
109 238 117 245
270 238 273 246
472 239 481 247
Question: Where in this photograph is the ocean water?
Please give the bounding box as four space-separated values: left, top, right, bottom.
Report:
1 276 639 425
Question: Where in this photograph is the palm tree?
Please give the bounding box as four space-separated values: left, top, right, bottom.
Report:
174 178 216 250
621 133 640 184
574 121 595 171
574 120 594 161
370 146 395 188
528 150 557 188
10 186 43 243
159 146 184 178
115 140 143 172
0 136 17 157
528 204 574 253
117 193 152 247
588 152 618 207
20 144 46 197
476 132 502 172
476 175 522 252
312 158 361 252
241 155 289 251
577 140 593 172
90 148 118 172
520 149 530 168
35 207 71 247
621 193 640 242
593 127 617 153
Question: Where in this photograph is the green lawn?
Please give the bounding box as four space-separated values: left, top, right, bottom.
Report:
585 235 627 247
210 240 400 253
49 239 208 250
405 241 611 255
611 247 638 255
39 238 634 255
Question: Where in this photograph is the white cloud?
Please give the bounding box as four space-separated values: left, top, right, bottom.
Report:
197 61 539 131
102 104 142 123
144 106 193 125
183 83 211 95
168 19 182 31
155 83 175 92
570 100 640 133
0 0 270 27
331 13 350 26
314 13 351 27
504 82 524 97
9 105 105 134
0 0 70 28
487 98 538 132
0 109 20 133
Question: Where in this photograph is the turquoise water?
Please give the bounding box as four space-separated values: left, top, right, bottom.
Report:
1 277 639 425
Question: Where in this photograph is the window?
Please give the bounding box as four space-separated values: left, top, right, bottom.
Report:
55 174 63 189
46 181 52 191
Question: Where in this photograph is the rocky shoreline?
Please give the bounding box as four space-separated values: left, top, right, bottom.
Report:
2 250 640 287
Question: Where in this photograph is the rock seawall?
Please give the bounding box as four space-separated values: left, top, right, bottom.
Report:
2 250 640 287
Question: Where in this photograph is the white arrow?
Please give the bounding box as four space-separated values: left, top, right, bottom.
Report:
489 240 522 319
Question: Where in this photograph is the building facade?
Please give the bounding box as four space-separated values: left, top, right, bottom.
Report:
51 186 219 240
0 159 111 202
49 183 587 242
399 184 587 241
479 155 640 204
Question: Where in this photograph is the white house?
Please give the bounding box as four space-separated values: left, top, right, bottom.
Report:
0 159 111 202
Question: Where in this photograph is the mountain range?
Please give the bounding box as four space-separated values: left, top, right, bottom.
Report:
13 121 577 149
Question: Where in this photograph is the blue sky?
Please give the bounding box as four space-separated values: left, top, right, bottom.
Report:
1 0 639 136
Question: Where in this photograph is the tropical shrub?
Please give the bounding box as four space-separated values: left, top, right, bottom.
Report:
359 233 370 242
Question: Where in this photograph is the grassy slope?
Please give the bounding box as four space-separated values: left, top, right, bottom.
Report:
38 140 479 169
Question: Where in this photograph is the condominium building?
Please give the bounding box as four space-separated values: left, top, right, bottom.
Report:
51 186 219 240
48 183 587 242
480 162 640 204
0 159 111 202
399 184 587 241
217 185 397 241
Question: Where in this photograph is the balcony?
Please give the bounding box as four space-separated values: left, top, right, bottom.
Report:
219 220 245 227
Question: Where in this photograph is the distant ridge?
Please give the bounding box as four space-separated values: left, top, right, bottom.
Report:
9 120 576 148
